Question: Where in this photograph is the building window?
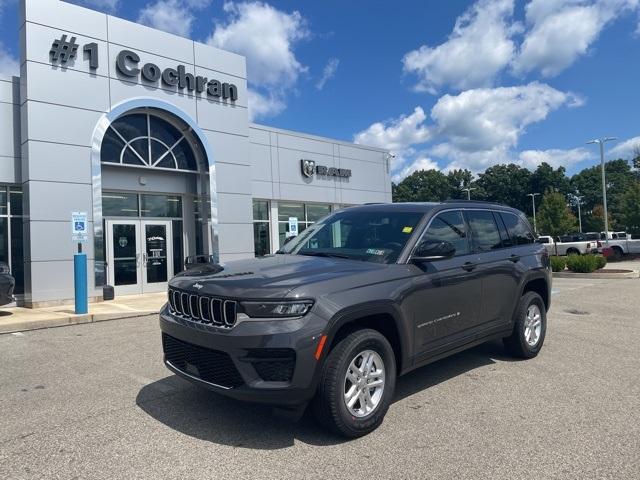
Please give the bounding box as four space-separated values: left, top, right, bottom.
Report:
277 202 332 246
0 186 24 295
101 113 199 172
253 200 270 256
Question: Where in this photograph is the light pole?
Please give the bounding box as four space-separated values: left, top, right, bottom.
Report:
586 137 617 244
461 187 476 200
569 193 584 233
527 193 540 233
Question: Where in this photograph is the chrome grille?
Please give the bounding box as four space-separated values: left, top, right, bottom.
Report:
167 288 237 327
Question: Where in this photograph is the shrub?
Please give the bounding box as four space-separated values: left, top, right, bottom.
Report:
550 256 566 272
566 254 599 273
595 255 607 270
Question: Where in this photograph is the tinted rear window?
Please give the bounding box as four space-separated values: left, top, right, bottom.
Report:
466 210 502 251
500 212 535 245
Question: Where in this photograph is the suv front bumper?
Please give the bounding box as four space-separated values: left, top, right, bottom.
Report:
159 304 327 406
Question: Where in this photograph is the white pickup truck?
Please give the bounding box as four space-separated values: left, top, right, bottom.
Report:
586 231 640 257
536 234 600 256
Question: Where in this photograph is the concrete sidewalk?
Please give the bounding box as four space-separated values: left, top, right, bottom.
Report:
0 293 166 334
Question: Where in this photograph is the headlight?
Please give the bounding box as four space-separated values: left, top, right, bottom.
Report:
241 300 314 318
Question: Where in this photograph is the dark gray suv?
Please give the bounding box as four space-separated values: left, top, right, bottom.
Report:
159 202 551 437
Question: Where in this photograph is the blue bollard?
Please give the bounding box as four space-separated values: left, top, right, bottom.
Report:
74 253 88 314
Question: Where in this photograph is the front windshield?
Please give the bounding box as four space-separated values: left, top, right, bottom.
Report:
279 209 424 263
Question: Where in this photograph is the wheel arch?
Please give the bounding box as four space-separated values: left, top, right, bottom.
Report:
520 274 550 311
324 302 410 374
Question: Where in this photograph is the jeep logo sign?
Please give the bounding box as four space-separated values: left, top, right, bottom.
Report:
116 50 238 101
300 159 352 179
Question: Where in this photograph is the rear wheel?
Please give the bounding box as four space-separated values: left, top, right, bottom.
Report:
566 248 580 256
314 329 396 438
503 291 547 359
611 246 623 260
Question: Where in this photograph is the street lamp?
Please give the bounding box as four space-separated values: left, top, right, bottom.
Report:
527 193 540 233
568 193 585 233
586 137 617 244
461 187 476 200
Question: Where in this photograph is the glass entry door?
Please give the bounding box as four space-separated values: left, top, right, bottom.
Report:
106 220 173 295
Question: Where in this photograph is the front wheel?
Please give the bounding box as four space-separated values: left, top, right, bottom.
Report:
503 291 547 359
314 329 396 438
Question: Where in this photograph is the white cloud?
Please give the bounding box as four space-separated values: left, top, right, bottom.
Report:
513 0 640 77
607 135 640 159
315 58 339 90
359 82 584 178
518 147 592 169
402 0 516 93
137 0 195 37
353 107 431 155
247 88 285 121
209 1 308 87
392 157 439 182
0 43 19 77
430 82 580 159
207 1 308 120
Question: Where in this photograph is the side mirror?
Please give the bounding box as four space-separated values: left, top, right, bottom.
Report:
411 240 456 262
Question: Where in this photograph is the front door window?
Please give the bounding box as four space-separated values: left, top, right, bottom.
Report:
144 223 168 284
112 223 139 286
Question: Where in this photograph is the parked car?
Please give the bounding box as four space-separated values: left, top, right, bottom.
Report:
0 262 15 306
536 234 600 256
595 232 640 258
159 201 551 437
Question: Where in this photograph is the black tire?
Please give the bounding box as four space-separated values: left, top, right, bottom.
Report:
566 248 580 256
503 291 547 359
611 246 623 260
314 329 396 438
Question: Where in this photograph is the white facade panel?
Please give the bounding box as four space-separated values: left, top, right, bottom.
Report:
202 130 250 167
23 101 102 146
216 163 252 195
193 41 246 79
27 181 93 222
24 0 108 40
217 192 253 224
249 143 272 182
197 102 249 136
218 223 254 254
25 61 109 112
26 142 91 183
0 103 20 158
107 15 194 63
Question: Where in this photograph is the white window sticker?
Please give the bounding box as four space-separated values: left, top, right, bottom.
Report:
366 248 385 256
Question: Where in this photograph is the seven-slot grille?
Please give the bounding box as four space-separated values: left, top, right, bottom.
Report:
168 287 238 327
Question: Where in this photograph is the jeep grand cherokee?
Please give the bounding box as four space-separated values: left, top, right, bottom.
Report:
159 202 551 437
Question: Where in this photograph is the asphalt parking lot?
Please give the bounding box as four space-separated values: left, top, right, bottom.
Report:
1 277 639 479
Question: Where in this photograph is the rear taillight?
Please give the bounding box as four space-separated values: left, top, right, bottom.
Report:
597 241 602 247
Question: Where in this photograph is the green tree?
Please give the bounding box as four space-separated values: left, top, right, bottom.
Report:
530 162 570 196
476 164 531 211
570 159 634 229
392 169 452 202
446 169 475 199
583 204 615 233
620 184 640 236
537 191 577 239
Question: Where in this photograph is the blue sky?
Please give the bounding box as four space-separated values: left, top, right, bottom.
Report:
2 0 640 181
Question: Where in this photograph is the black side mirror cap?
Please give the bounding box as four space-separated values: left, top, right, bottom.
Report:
411 240 456 262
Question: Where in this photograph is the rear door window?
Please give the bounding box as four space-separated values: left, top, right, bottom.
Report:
500 212 535 245
466 210 502 252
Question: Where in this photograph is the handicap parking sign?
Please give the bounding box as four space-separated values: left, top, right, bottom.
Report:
71 212 88 243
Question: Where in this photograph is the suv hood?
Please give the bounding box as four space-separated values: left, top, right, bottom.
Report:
169 254 398 299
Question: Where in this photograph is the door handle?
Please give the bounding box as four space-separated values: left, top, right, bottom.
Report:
142 252 148 265
509 254 520 263
462 262 476 272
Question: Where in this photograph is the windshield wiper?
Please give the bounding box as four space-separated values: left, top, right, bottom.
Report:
297 251 351 259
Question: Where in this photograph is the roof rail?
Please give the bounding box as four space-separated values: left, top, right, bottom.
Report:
441 199 503 205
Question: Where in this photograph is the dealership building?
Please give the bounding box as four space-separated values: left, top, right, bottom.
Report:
0 0 391 307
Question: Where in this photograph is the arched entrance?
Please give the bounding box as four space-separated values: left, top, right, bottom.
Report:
90 98 218 295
